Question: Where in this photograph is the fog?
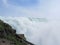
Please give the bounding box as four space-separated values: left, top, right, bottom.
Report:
0 17 60 45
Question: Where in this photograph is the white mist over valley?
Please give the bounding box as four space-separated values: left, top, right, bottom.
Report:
0 16 60 45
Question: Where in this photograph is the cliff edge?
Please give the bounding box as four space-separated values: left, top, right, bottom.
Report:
0 20 34 45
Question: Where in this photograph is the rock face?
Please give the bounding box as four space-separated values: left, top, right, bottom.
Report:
0 20 34 45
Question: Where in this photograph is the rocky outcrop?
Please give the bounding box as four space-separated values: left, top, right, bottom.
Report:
0 20 34 45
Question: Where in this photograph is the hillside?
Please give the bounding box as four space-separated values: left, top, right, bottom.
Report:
0 20 34 45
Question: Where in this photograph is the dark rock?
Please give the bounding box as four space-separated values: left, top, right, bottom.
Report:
0 20 34 45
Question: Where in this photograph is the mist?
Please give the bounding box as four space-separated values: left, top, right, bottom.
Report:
0 16 60 45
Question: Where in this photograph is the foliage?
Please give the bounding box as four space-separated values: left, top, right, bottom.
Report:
0 20 27 45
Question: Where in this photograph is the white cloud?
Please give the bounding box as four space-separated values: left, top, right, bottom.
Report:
1 17 60 45
47 0 60 19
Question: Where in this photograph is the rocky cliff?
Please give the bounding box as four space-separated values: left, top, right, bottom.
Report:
0 20 34 45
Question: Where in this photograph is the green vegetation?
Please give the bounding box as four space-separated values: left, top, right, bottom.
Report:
0 20 27 45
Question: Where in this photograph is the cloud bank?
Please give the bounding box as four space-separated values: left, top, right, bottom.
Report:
0 17 60 45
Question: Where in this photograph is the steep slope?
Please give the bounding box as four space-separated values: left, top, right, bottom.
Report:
0 20 34 45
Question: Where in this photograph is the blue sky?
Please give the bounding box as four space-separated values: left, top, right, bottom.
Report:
0 0 60 19
8 0 38 6
0 0 43 17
